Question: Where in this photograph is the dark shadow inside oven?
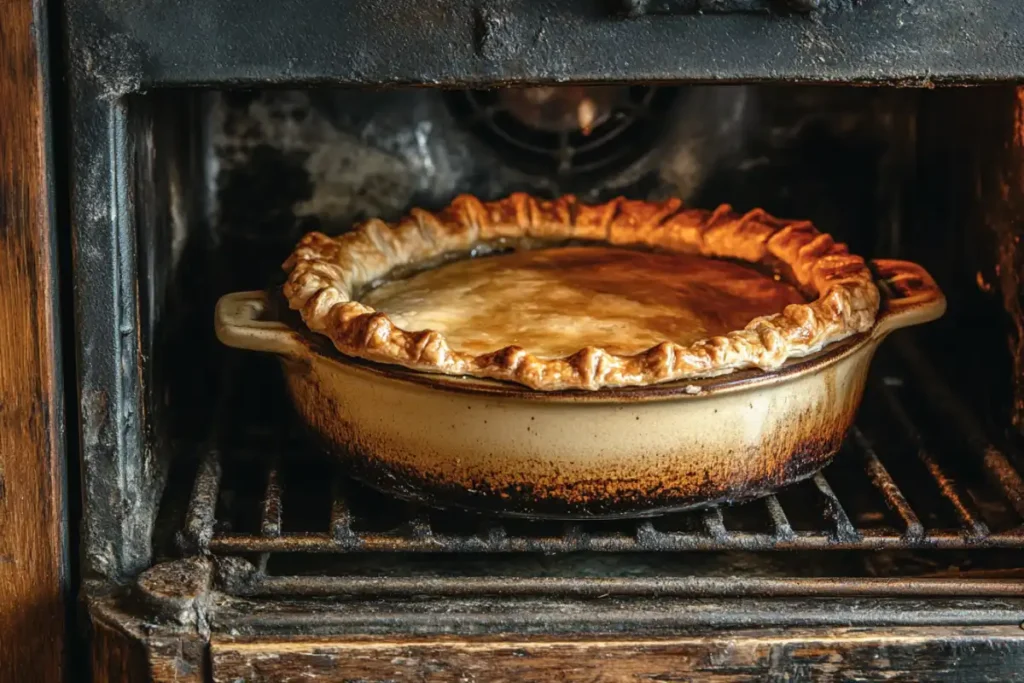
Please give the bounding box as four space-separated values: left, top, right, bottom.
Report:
133 84 1024 597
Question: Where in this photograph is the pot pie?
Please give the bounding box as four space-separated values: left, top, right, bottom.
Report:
282 194 880 391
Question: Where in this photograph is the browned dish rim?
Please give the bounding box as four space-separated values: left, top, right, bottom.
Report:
299 326 870 402
282 194 881 391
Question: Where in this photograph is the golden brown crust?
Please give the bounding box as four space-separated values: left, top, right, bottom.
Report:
282 193 880 391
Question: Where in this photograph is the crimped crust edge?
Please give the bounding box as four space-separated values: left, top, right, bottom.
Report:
282 193 880 391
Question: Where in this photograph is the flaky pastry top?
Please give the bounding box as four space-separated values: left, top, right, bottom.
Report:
282 193 880 391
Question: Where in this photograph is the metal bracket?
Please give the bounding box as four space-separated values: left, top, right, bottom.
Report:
134 557 214 637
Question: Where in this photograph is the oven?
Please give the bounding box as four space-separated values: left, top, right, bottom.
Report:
57 0 1024 680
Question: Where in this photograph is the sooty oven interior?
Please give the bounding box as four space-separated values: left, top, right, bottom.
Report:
68 2 1024 675
85 83 1024 629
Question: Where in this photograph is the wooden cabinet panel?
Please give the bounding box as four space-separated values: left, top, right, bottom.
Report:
212 628 1024 682
0 0 67 680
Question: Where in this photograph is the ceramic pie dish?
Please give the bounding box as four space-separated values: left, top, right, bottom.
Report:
215 194 945 518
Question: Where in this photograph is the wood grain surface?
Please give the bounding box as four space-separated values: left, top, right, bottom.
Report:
89 594 208 683
0 0 67 680
211 628 1024 682
90 618 150 683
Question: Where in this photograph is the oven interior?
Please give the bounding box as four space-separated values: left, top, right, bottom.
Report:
111 83 1024 625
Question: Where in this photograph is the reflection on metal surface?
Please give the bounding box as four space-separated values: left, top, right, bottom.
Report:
445 86 679 186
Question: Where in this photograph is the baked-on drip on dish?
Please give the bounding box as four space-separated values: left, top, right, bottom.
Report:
282 194 880 391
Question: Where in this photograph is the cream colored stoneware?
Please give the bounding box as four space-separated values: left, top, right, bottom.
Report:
215 258 944 519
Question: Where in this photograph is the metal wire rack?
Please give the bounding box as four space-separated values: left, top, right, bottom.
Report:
180 340 1024 560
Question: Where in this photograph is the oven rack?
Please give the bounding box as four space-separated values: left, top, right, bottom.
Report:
181 339 1024 557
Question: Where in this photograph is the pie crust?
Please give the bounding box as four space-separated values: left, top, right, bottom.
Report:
282 194 880 391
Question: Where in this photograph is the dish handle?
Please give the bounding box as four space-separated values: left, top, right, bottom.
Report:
215 291 307 358
870 259 947 340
